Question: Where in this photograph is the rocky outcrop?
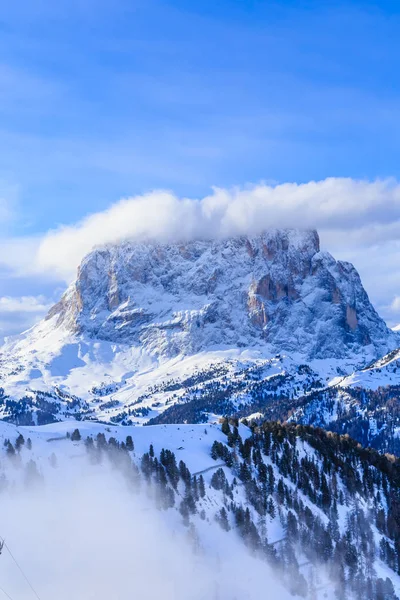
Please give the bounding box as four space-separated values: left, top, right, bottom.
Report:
45 229 397 360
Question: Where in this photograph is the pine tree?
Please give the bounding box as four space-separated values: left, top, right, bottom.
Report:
24 459 42 489
179 499 190 526
286 511 298 541
320 472 331 510
6 441 15 457
15 434 25 452
216 507 230 531
125 435 134 452
71 429 81 442
211 440 220 460
239 462 251 483
267 464 275 495
241 439 253 463
160 449 180 489
199 474 206 498
376 508 387 534
277 478 285 505
85 436 94 449
221 418 230 436
193 475 199 501
267 497 276 520
179 460 191 485
141 453 152 481
211 468 227 491
96 432 106 448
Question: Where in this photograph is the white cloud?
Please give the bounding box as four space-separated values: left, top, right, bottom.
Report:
8 177 399 282
0 295 51 313
389 297 400 312
2 460 289 600
0 295 52 339
381 295 400 329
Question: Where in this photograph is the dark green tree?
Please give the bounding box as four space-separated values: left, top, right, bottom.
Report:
216 507 230 531
15 434 25 452
71 429 81 442
199 474 206 498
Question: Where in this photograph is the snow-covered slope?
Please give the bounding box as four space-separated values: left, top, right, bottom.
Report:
338 348 400 390
0 419 399 599
0 420 291 600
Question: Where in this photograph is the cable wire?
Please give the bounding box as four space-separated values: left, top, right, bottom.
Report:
3 542 42 600
0 585 14 600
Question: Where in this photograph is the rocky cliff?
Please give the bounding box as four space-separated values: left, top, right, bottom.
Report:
45 229 396 360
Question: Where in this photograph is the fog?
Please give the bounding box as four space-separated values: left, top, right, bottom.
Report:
0 462 289 600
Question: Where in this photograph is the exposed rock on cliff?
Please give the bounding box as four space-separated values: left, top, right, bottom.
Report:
45 229 395 359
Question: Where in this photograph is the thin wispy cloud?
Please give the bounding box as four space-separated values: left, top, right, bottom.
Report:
0 295 52 339
0 295 51 313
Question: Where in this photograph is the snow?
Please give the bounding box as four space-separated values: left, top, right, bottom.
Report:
0 326 392 426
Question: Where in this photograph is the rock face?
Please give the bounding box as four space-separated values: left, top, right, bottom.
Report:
46 229 396 359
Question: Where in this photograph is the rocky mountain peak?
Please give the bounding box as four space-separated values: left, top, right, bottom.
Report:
45 229 396 360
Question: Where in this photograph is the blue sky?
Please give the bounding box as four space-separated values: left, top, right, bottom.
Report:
2 0 400 335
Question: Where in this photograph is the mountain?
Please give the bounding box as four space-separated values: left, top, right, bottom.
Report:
46 229 394 359
0 229 398 432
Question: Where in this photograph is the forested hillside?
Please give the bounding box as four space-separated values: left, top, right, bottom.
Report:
1 419 399 599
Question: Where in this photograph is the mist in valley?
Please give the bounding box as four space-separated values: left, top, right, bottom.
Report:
0 458 290 600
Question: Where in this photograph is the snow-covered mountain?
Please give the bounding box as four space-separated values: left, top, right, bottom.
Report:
0 229 399 430
45 229 395 359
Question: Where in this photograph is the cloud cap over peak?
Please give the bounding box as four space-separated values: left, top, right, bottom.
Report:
23 177 400 282
4 176 400 332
